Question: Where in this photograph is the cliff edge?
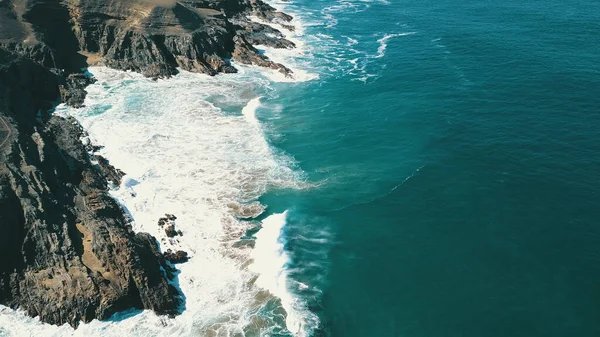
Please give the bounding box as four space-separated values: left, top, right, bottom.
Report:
1 0 295 78
0 47 180 327
0 0 296 328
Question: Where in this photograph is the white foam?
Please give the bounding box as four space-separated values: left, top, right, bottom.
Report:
249 0 374 83
247 2 320 83
242 97 262 126
0 1 329 335
0 65 315 336
322 13 338 29
250 212 319 337
359 0 388 5
249 212 296 332
262 0 402 82
343 36 359 46
375 32 416 59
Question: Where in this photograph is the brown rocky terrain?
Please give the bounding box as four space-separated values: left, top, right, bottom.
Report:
0 0 296 329
1 0 295 78
0 48 180 327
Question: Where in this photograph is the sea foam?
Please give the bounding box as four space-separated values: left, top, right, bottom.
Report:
246 14 319 83
249 211 320 337
375 32 417 58
0 65 312 336
0 1 328 336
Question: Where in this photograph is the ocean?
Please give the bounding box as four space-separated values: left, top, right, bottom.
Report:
2 0 600 336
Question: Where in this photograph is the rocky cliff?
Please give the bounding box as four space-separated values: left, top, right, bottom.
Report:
1 0 295 78
0 47 181 328
0 0 296 329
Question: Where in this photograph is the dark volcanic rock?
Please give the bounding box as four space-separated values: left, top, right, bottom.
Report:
234 19 296 49
163 249 189 264
94 155 126 186
1 0 296 79
165 224 184 238
232 35 292 76
158 214 182 237
251 0 293 22
165 224 178 238
0 0 297 329
73 0 294 78
60 73 97 108
158 217 169 227
0 47 180 327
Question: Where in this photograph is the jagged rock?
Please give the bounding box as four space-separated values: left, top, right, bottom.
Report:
0 0 88 71
234 19 296 49
165 224 179 238
163 249 189 264
158 217 169 227
157 214 181 237
95 155 126 186
0 0 297 328
1 0 296 79
280 23 295 32
232 35 292 76
0 48 180 328
250 0 293 22
60 73 97 108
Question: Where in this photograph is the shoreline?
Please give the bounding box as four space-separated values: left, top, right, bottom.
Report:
0 0 320 335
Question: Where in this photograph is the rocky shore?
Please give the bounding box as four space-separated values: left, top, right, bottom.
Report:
1 0 295 78
0 0 296 328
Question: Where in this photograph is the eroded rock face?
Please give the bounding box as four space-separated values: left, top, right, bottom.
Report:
60 73 97 108
163 249 189 264
94 154 126 186
0 48 180 327
0 0 297 328
158 215 183 238
1 0 295 78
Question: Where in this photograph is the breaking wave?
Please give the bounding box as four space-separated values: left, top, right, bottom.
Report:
374 32 417 58
0 2 322 335
0 0 399 334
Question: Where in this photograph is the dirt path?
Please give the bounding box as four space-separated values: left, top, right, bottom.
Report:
0 116 11 149
76 223 111 278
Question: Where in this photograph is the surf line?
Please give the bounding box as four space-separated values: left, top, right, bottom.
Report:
242 98 304 334
250 210 307 336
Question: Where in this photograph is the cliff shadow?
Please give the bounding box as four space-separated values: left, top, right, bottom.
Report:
20 0 88 71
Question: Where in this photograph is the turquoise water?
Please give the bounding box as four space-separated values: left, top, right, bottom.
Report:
258 0 600 336
5 0 600 335
14 0 596 335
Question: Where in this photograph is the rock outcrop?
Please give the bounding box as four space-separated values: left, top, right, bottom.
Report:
163 249 189 264
1 0 295 78
0 48 180 327
158 214 183 238
94 154 126 186
60 73 97 108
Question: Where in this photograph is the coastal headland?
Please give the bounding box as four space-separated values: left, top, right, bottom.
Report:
0 0 295 328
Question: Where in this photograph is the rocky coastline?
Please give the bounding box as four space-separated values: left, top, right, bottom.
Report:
0 0 296 328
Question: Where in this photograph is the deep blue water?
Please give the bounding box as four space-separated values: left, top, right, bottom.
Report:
259 0 600 336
